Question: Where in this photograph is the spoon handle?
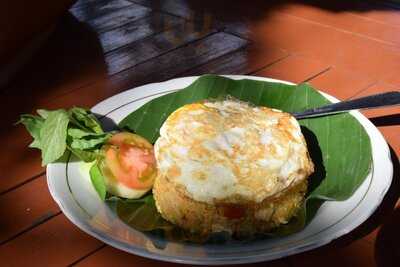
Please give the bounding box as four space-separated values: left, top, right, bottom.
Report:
293 91 400 119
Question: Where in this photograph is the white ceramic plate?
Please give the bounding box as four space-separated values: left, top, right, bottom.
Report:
47 75 393 265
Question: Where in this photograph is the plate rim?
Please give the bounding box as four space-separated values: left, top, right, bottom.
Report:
47 75 393 265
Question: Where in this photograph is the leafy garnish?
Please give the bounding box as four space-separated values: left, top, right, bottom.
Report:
18 114 45 149
18 107 106 165
39 110 70 165
69 107 103 134
90 163 107 200
69 131 110 150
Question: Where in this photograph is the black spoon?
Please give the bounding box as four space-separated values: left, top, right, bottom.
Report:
292 91 400 119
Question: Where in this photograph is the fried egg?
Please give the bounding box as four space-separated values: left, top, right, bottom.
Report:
154 99 314 205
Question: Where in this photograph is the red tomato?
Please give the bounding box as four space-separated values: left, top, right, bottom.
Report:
108 132 152 149
104 132 156 190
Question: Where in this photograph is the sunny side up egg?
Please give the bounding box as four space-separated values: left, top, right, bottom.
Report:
154 99 314 205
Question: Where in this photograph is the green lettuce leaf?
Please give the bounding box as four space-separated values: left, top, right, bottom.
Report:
18 114 44 149
19 107 106 166
39 110 70 165
69 132 110 150
37 109 51 119
90 163 107 200
69 107 103 134
68 146 99 162
20 107 110 199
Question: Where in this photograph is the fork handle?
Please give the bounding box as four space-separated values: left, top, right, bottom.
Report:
293 91 400 119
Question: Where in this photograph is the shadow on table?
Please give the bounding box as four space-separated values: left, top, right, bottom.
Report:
134 0 400 48
340 146 399 237
1 12 107 184
374 148 400 267
350 112 400 266
180 0 397 32
148 0 400 81
369 114 400 127
375 207 400 266
331 146 400 261
286 145 399 265
1 12 107 127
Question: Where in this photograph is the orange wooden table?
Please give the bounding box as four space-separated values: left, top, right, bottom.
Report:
1 0 399 266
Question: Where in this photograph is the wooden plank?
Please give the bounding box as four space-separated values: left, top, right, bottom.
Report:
287 238 376 267
0 16 194 120
182 44 288 76
110 32 248 88
127 0 251 37
308 66 376 100
276 1 400 47
72 0 111 9
352 1 400 26
99 13 183 53
83 3 152 33
249 11 400 80
105 23 217 75
0 215 103 267
0 214 103 266
71 0 133 21
128 0 191 19
129 0 400 42
0 127 44 193
253 55 330 84
74 244 290 267
31 32 246 117
0 13 184 130
380 69 400 87
0 14 109 126
0 176 59 243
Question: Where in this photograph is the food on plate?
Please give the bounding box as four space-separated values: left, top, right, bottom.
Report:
153 99 314 236
20 75 374 241
100 132 157 199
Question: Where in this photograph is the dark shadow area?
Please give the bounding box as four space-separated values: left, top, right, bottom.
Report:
144 0 400 28
305 198 325 224
95 113 119 132
133 0 400 85
375 208 400 267
286 146 399 265
374 148 400 267
330 146 400 246
369 114 400 127
0 13 107 129
301 126 326 224
301 126 326 197
1 13 107 184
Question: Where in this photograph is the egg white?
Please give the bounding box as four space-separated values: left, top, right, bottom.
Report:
154 100 313 204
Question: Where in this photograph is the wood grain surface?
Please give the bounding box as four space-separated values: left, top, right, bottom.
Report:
1 0 399 266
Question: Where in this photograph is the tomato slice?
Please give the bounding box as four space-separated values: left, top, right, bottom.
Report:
119 143 155 175
105 147 155 190
108 132 152 149
104 132 157 190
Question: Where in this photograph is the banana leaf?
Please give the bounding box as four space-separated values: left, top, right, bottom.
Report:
116 74 372 239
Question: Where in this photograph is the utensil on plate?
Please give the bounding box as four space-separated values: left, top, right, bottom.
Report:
293 91 400 119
